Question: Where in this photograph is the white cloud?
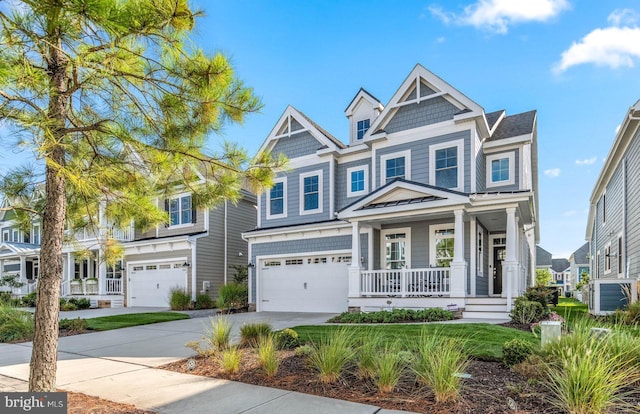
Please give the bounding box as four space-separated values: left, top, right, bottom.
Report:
575 157 597 165
436 36 446 43
544 168 561 177
555 10 640 72
562 210 576 217
429 0 570 34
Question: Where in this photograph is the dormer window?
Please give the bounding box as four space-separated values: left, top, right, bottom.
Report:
356 119 370 140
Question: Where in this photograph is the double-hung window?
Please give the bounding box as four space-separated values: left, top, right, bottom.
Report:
429 140 464 192
604 243 611 274
381 150 411 185
430 224 455 268
487 152 515 187
299 170 323 215
267 178 287 219
168 194 193 226
356 119 370 140
347 165 369 197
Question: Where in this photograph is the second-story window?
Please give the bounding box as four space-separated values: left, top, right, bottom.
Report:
2 230 8 242
12 229 19 242
267 178 287 219
435 147 458 188
32 225 40 245
356 119 370 140
385 157 405 182
381 150 411 186
487 152 515 187
347 165 369 198
299 170 323 215
169 194 193 226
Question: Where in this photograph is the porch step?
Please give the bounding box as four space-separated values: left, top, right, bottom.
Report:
465 297 508 305
110 298 124 308
465 304 508 312
462 310 511 320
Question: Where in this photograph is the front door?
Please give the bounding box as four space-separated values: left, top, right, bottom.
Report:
493 246 506 295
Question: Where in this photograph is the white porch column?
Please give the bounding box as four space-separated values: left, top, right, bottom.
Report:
348 221 361 300
19 256 26 284
503 207 519 310
450 209 467 299
0 259 4 276
98 250 107 295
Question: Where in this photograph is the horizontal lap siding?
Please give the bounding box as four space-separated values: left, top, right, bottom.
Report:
624 127 640 278
486 149 520 192
260 162 331 228
600 283 630 311
593 158 624 278
375 130 471 192
134 200 206 240
336 159 372 211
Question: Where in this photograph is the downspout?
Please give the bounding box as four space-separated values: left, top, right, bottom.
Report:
224 200 228 285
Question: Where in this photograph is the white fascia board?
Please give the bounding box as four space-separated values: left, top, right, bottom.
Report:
483 134 532 149
345 89 383 117
337 150 373 164
256 105 294 155
341 203 468 222
242 221 352 243
483 142 524 154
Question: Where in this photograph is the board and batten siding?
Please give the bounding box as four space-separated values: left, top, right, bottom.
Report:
260 162 331 228
375 130 471 192
271 130 322 159
384 96 459 134
336 158 373 211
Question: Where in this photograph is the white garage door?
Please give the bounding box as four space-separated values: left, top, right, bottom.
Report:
260 254 351 313
128 262 187 307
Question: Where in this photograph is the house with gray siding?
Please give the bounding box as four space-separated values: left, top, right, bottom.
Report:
243 65 539 317
569 242 590 298
0 190 255 308
586 100 640 314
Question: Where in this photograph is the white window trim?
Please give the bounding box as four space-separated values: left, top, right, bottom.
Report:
346 165 369 198
429 139 464 192
602 191 606 227
380 227 411 269
380 150 411 186
12 229 19 242
32 224 40 245
429 223 455 267
266 177 287 220
477 226 485 276
2 229 9 242
486 152 515 187
299 170 323 216
604 242 612 275
167 192 194 229
617 233 624 278
596 250 601 279
355 118 370 141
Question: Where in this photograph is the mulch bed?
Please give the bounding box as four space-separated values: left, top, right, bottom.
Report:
161 350 557 413
66 392 155 414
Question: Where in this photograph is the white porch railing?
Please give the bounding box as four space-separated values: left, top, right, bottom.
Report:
105 278 123 295
360 268 450 297
64 224 133 242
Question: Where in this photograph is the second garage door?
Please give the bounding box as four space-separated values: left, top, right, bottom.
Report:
128 262 187 307
260 254 350 313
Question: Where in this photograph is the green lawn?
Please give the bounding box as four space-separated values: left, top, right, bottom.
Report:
85 312 189 331
551 297 588 324
293 323 538 361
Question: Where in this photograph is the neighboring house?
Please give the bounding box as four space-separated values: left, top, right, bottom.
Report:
569 242 590 294
586 100 640 314
0 192 255 307
536 246 552 272
551 258 570 294
243 64 539 317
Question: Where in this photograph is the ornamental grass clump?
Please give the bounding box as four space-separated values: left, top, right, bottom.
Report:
355 329 381 379
373 341 405 394
257 334 280 377
239 322 272 348
205 316 232 352
219 346 242 374
307 328 355 384
0 305 34 343
413 328 470 403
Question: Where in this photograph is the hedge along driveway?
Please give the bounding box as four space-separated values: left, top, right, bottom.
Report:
293 323 539 361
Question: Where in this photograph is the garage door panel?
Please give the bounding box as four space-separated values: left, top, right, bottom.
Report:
128 263 187 307
260 256 349 313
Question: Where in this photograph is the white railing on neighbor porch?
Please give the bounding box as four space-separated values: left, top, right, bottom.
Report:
60 278 123 296
360 268 450 297
64 224 133 242
105 279 123 295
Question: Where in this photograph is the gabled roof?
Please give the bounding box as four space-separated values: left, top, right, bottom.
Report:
366 64 488 140
344 87 384 116
570 242 589 265
552 258 570 273
257 105 345 157
536 246 553 267
338 178 469 219
0 242 40 256
485 110 505 131
489 110 537 141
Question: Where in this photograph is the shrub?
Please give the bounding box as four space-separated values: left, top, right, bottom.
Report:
327 307 456 324
275 328 300 349
68 297 91 310
502 338 533 367
240 322 272 348
194 293 214 310
216 283 248 311
0 292 21 307
60 301 78 312
219 346 242 374
20 292 37 307
59 317 88 333
512 354 547 381
373 342 405 394
623 301 640 325
307 328 355 384
257 334 280 377
169 288 191 310
185 340 212 357
510 298 547 325
523 286 555 308
294 344 313 357
0 305 34 342
413 328 470 403
205 316 232 351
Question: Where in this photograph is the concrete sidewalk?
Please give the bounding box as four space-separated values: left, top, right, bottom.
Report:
0 312 414 414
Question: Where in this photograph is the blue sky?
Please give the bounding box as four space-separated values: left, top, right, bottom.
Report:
2 0 640 258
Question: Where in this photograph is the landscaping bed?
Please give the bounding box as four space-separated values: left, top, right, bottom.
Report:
67 391 154 414
162 350 553 413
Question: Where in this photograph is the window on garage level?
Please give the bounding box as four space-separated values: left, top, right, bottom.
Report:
167 194 195 226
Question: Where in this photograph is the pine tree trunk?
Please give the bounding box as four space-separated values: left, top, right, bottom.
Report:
29 24 68 392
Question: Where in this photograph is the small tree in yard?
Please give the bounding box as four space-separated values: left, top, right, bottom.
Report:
0 274 24 296
535 269 552 287
0 0 281 391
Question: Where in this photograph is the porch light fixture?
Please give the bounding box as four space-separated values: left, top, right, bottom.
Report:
182 261 191 268
605 253 618 258
248 262 255 268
